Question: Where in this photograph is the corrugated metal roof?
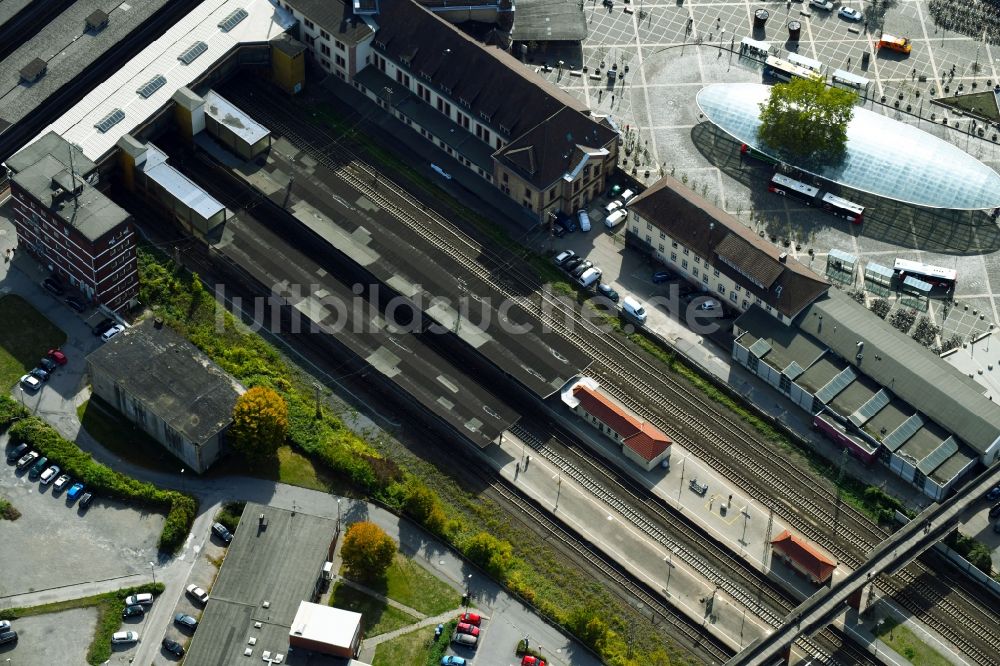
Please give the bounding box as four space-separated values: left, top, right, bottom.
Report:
27 0 293 162
140 144 225 220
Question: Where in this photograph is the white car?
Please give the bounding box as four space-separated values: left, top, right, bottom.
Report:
19 374 41 391
124 593 153 606
696 298 722 311
838 6 863 20
101 324 126 342
604 199 623 214
111 630 139 644
40 465 60 485
53 474 71 491
810 0 834 9
186 584 209 604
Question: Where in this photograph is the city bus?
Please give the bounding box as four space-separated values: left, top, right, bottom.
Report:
741 143 780 165
763 55 822 82
877 34 912 54
769 174 865 224
786 52 825 76
892 258 957 290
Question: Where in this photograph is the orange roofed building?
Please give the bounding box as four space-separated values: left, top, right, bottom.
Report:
770 530 837 585
562 377 671 471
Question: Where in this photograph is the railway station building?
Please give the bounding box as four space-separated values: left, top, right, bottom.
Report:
280 0 619 224
770 529 837 585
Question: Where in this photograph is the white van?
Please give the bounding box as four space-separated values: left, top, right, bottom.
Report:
578 210 591 232
578 267 602 288
605 209 627 229
621 296 647 324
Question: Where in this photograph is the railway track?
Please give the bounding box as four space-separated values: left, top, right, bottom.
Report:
224 84 1000 665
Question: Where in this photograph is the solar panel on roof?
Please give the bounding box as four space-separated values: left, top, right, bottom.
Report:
218 8 248 32
94 108 125 133
883 413 923 452
136 74 167 99
918 436 959 475
783 361 805 381
816 366 857 404
178 41 208 65
749 339 772 358
850 389 891 427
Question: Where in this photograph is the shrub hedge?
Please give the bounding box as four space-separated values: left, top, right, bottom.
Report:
4 406 197 553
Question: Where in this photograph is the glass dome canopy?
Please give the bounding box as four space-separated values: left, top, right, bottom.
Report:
696 83 1000 210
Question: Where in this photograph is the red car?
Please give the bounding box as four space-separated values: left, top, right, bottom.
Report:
522 657 546 666
456 622 480 637
459 612 481 626
47 349 67 365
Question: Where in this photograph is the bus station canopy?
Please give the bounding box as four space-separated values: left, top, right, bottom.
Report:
696 83 1000 210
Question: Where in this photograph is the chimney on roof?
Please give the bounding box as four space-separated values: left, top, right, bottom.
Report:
778 252 787 263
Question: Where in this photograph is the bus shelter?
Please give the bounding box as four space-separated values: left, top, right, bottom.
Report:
787 52 824 75
825 248 858 286
740 37 771 61
832 69 871 99
864 262 893 297
901 275 932 311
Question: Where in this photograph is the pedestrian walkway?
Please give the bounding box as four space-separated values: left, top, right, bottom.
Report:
357 608 465 663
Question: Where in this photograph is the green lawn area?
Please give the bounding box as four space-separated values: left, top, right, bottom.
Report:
0 295 67 388
77 397 181 470
208 444 341 491
329 582 419 637
874 619 951 665
372 622 454 666
346 554 460 616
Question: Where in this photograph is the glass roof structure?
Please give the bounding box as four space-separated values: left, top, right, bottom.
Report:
696 83 1000 210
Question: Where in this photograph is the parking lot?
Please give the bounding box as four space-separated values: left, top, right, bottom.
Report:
1 434 165 597
0 607 96 665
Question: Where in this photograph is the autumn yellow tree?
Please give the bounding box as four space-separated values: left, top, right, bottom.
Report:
228 386 288 464
341 521 396 581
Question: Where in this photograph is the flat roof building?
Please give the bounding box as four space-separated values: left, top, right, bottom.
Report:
289 602 363 659
86 318 244 473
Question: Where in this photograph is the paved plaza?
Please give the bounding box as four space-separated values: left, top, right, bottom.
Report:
531 0 1000 347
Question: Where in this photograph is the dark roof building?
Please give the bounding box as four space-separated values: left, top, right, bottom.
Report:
627 176 829 320
284 0 374 45
86 319 244 472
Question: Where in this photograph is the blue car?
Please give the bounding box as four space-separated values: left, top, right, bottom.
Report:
652 271 675 284
67 482 85 500
986 486 1000 502
441 657 466 666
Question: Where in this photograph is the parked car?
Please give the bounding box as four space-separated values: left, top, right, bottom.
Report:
174 613 199 631
838 6 863 20
652 271 675 284
0 620 10 632
452 632 478 648
79 492 94 509
604 209 627 229
19 374 41 392
65 295 86 313
16 451 39 471
28 456 50 480
986 485 1000 502
562 257 584 273
621 296 647 324
604 199 623 214
212 522 234 544
40 465 61 485
578 267 602 289
441 657 467 666
569 260 594 279
560 213 578 233
162 638 185 656
550 222 566 238
522 657 547 666
67 482 85 500
456 622 480 637
53 474 71 491
553 250 575 267
186 584 209 604
101 324 126 342
29 367 50 382
47 349 68 365
458 612 481 626
597 283 619 302
125 593 154 606
696 298 722 311
122 604 145 619
38 357 57 372
619 189 635 204
0 630 17 645
43 278 65 296
7 442 29 463
989 502 1000 519
578 210 591 232
810 0 834 9
689 479 709 496
111 630 139 644
92 318 115 336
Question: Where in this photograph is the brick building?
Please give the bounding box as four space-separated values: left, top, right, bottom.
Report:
6 132 137 312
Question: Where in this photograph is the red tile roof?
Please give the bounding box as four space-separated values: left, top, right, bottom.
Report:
573 386 671 461
771 530 837 582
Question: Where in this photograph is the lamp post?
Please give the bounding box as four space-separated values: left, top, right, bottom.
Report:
874 618 885 659
149 561 156 587
664 546 679 597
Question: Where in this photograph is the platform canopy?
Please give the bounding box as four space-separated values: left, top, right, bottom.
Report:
696 82 1000 210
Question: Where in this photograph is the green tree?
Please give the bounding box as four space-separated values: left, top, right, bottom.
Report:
403 482 446 534
228 386 289 464
464 532 514 578
341 521 396 581
757 77 858 163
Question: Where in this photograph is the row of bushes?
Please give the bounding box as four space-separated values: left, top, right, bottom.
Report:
1 398 197 552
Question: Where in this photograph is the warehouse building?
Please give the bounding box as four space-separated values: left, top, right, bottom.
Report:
5 131 137 312
86 318 244 473
280 0 618 224
562 376 671 471
625 176 830 323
